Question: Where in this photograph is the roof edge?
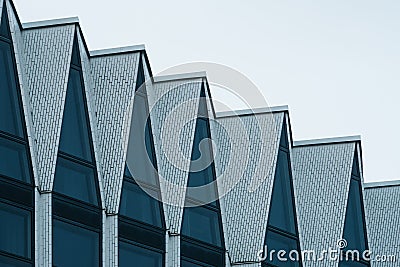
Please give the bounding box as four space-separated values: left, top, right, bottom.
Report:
90 44 145 57
22 17 79 29
364 180 400 189
216 105 289 118
153 71 207 83
293 135 361 147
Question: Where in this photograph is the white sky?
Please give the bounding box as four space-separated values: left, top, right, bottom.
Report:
13 0 400 183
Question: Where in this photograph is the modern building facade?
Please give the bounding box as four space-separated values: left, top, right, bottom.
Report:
0 0 398 266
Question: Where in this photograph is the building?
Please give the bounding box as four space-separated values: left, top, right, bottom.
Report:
0 0 398 266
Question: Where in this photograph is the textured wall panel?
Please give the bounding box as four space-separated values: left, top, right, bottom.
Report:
365 186 400 267
150 78 202 234
292 143 355 267
91 52 139 213
23 24 75 191
214 112 283 263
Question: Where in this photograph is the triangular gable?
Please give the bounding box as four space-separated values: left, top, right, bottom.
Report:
264 120 302 266
23 23 75 191
91 51 141 213
292 142 355 265
181 83 223 247
214 111 284 263
53 32 100 206
151 76 202 234
121 53 163 227
340 147 370 265
58 35 93 162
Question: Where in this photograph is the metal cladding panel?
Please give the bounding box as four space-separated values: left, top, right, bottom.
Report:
214 112 284 263
90 52 140 214
22 24 75 191
150 78 202 234
365 186 400 267
292 143 355 267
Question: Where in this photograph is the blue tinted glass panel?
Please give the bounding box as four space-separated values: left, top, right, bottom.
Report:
268 150 296 234
0 6 11 39
0 254 31 267
0 137 30 183
279 123 289 149
187 118 217 204
352 152 360 177
53 220 99 267
119 181 162 227
0 202 31 258
119 241 162 267
343 179 368 252
54 157 98 205
181 259 207 267
0 41 23 137
264 230 300 267
182 206 222 247
126 94 157 186
59 68 92 162
70 36 81 67
135 57 145 91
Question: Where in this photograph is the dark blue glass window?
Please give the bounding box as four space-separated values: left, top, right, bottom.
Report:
343 178 368 252
0 254 31 267
0 37 23 137
264 123 301 267
53 157 98 205
58 68 93 162
181 86 225 267
135 55 145 92
0 202 31 258
181 259 210 267
182 206 222 247
127 93 158 186
0 7 11 39
264 230 300 267
53 219 99 267
0 137 30 183
267 150 296 234
120 181 162 227
341 150 369 267
119 241 162 267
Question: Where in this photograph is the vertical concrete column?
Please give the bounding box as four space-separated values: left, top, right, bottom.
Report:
166 233 180 267
35 190 52 267
104 214 118 267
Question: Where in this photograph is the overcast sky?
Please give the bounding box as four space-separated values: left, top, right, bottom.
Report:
14 0 400 183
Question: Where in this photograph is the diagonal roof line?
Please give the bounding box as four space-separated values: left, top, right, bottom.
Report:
293 135 361 147
216 105 289 119
153 71 207 83
90 45 145 57
22 17 79 29
364 180 400 189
